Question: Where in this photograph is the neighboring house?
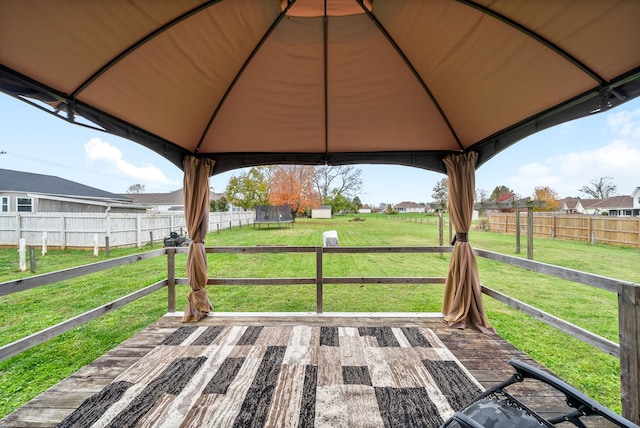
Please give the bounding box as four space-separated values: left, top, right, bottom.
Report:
559 189 640 217
359 204 372 214
312 205 332 219
590 195 637 217
122 188 227 212
393 201 424 213
0 169 148 214
633 187 640 212
560 197 580 213
559 197 599 214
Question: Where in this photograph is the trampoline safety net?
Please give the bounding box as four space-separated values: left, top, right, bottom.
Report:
254 205 294 228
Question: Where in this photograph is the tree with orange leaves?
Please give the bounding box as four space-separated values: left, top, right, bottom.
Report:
268 165 321 217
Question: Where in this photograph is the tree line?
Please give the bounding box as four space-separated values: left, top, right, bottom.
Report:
126 172 619 215
431 176 619 212
224 165 364 217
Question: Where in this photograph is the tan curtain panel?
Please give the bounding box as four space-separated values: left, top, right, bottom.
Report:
442 152 494 333
181 156 216 323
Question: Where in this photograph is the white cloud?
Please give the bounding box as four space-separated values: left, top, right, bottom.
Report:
606 108 640 139
84 137 180 187
504 108 640 198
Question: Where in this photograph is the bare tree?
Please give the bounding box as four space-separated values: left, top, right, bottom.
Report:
312 165 363 202
475 188 489 203
579 177 617 199
127 183 145 193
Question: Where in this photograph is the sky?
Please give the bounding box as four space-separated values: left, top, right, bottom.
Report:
1 92 639 207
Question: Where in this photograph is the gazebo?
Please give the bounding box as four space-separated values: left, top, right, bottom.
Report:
2 0 640 423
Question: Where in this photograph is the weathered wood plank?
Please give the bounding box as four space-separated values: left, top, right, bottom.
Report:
481 285 620 357
619 283 640 423
0 280 166 362
179 276 448 286
475 248 636 292
0 249 166 296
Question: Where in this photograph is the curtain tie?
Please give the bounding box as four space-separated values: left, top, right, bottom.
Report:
451 232 468 245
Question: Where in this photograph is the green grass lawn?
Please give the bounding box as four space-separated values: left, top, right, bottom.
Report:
1 214 638 417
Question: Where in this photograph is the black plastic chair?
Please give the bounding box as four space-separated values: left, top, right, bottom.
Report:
440 359 640 428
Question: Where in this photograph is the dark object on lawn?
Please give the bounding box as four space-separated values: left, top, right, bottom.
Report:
163 231 191 247
441 359 639 428
254 205 294 229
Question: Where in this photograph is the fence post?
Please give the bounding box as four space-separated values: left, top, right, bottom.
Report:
438 210 444 257
93 234 99 256
18 238 26 271
105 236 110 257
136 215 142 247
42 231 47 256
515 204 521 254
29 246 36 273
167 248 176 312
619 282 640 423
316 247 323 314
527 206 534 260
16 214 22 245
61 214 67 250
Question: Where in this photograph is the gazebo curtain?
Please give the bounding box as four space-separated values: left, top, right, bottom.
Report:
442 152 495 333
182 156 216 323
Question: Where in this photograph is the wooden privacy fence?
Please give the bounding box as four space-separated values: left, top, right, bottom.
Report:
0 211 254 249
488 213 640 248
1 245 639 420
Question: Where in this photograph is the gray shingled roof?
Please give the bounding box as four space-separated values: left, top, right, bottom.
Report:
120 189 184 205
0 169 131 201
590 196 633 209
120 189 226 205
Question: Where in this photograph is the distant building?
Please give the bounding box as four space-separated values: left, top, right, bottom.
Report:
393 201 425 213
312 205 332 219
0 169 148 214
590 195 637 217
122 188 228 212
559 188 639 217
559 197 599 214
359 204 372 214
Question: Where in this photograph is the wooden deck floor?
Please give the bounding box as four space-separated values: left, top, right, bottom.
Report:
0 312 616 427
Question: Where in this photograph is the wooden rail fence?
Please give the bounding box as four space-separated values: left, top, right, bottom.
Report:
1 245 639 421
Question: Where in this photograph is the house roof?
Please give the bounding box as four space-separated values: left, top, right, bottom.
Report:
0 168 131 201
577 199 602 208
590 196 633 209
560 197 602 210
394 201 423 209
560 197 580 210
121 189 184 205
121 189 226 205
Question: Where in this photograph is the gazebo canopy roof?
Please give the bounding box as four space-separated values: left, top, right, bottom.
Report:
1 0 640 174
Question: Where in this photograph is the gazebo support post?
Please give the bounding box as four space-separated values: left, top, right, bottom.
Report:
619 282 640 423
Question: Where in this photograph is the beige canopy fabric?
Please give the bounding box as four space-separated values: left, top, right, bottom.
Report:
442 152 494 333
1 0 640 175
181 156 215 323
